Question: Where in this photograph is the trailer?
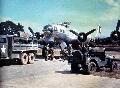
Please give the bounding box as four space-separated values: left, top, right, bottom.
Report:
0 35 38 65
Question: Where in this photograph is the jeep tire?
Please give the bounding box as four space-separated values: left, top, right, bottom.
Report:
71 63 79 73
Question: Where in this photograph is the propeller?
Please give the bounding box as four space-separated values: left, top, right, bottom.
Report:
69 30 79 36
69 29 96 42
28 27 34 36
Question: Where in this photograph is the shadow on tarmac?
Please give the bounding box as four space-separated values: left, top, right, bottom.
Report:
55 70 90 75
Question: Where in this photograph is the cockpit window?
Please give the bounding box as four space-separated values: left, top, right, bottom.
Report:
0 38 6 43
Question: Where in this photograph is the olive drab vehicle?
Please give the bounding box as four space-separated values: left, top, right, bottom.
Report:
0 35 38 65
68 27 118 74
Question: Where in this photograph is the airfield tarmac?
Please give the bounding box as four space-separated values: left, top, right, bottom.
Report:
0 51 120 88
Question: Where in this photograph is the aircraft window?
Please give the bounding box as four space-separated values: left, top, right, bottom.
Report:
0 38 6 43
60 29 62 32
54 29 58 31
55 29 58 31
54 27 58 31
63 30 65 33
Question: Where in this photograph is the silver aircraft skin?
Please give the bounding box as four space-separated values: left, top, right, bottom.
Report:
42 22 101 49
42 22 75 43
42 22 74 49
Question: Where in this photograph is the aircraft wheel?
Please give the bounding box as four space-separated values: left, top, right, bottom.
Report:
42 47 48 61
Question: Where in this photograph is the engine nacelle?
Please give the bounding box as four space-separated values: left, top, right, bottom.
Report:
78 32 87 42
110 30 120 41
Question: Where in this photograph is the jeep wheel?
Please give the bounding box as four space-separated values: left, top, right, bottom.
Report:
21 53 28 65
28 53 35 64
71 63 79 73
82 65 89 74
88 62 97 74
110 61 118 72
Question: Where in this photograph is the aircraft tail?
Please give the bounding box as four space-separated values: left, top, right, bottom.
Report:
95 25 101 37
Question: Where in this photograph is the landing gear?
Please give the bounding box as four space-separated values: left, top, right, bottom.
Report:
48 48 54 61
42 47 54 61
42 46 48 61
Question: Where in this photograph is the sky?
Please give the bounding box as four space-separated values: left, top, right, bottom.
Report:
0 0 120 37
